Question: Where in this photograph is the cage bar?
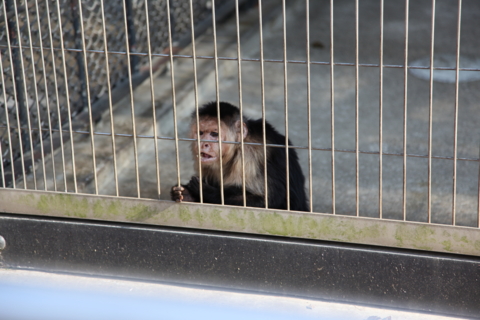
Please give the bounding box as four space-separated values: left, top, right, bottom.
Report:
235 0 247 207
145 0 161 199
378 0 384 219
122 0 140 197
2 1 25 189
166 0 182 189
330 0 336 215
77 0 98 195
403 0 410 220
452 0 462 225
55 0 78 193
283 0 290 211
355 0 360 217
99 0 119 197
258 0 268 209
24 0 47 190
427 0 436 223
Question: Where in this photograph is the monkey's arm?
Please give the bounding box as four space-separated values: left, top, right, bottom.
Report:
187 176 265 207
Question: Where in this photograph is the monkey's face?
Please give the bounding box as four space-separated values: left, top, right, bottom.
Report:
191 118 233 166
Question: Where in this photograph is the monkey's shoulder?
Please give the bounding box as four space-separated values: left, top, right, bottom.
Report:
246 119 288 145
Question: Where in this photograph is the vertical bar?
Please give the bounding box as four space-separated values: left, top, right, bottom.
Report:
34 0 57 191
379 0 384 218
282 0 290 210
190 0 203 203
235 0 245 206
403 0 410 221
427 0 436 223
70 0 88 110
122 0 140 197
306 0 313 212
55 0 78 193
45 0 67 191
0 52 14 187
2 1 25 189
166 0 182 188
0 141 4 188
126 0 138 72
12 0 37 189
258 0 268 209
451 0 462 225
99 0 119 196
354 0 360 216
145 0 161 199
24 0 47 190
211 0 225 205
330 0 336 214
77 0 98 195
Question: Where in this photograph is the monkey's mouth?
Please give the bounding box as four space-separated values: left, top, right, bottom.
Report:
201 152 217 162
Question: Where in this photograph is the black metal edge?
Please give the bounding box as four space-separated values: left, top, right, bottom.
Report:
0 212 479 319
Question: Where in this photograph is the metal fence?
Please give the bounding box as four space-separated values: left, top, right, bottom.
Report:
0 0 227 187
1 0 480 250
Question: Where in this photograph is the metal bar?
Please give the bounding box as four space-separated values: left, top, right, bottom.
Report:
189 0 203 204
3 124 480 163
77 0 98 195
24 0 47 190
0 52 12 188
211 0 225 205
125 0 138 73
166 0 182 188
70 0 88 111
2 1 25 189
190 0 203 204
355 0 360 217
306 0 313 212
145 0 161 199
403 0 410 220
4 44 480 72
45 0 67 191
33 0 57 191
235 0 246 207
452 0 462 225
12 0 37 189
55 0 78 193
330 0 336 215
99 0 118 197
379 0 384 219
258 0 268 209
0 142 3 187
282 0 290 211
427 0 436 223
2 189 480 259
122 0 140 197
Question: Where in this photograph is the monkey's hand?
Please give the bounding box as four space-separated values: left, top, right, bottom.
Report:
170 185 195 202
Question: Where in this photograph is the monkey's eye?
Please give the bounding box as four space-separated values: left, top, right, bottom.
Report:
210 132 218 138
199 131 204 136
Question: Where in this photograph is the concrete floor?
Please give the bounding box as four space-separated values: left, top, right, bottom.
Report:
28 0 480 226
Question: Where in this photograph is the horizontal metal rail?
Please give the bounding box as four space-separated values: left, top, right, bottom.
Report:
0 188 479 257
1 125 478 163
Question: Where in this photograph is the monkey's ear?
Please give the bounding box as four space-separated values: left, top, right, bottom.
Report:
235 120 248 140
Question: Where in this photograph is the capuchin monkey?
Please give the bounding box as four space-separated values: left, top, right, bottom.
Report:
171 101 308 211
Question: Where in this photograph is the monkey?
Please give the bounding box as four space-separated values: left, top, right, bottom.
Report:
171 101 308 211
